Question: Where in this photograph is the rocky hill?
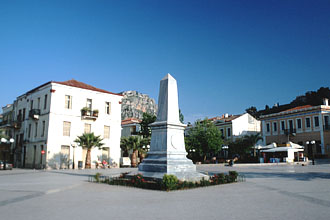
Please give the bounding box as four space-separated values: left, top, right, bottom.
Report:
121 91 157 120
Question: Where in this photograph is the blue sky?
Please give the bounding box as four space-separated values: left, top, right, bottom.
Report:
1 0 330 123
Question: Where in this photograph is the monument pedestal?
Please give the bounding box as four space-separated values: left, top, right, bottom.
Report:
137 74 209 181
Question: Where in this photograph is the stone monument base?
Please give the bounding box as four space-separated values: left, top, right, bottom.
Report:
136 170 210 182
136 151 209 182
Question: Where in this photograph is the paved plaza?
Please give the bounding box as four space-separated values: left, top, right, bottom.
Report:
1 162 330 220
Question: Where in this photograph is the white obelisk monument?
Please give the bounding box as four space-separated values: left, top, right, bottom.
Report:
138 74 208 181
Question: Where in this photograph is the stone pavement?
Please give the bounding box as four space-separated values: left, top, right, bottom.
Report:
1 161 330 220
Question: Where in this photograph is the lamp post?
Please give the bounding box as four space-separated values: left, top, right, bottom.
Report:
222 145 229 162
188 148 196 161
72 142 79 169
306 140 315 165
1 138 15 170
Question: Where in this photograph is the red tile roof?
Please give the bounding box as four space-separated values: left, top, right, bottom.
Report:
121 118 142 125
209 114 241 123
54 79 122 96
281 105 313 113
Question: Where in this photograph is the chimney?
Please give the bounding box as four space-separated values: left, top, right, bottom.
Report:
323 98 329 106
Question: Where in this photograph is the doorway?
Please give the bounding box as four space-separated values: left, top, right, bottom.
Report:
60 145 70 169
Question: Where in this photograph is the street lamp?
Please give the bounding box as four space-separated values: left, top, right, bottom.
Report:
306 140 315 165
1 138 15 170
188 148 196 160
222 145 229 161
72 142 80 169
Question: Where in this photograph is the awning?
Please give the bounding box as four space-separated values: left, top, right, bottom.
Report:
254 142 277 150
287 141 304 149
261 147 304 153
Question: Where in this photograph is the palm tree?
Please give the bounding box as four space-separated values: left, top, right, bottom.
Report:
243 133 263 157
120 137 130 157
120 136 149 167
74 132 104 169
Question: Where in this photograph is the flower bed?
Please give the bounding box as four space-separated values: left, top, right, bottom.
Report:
90 171 243 191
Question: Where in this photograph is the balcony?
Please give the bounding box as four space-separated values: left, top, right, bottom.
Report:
29 109 41 120
324 124 330 131
12 121 22 129
284 128 296 135
81 108 98 120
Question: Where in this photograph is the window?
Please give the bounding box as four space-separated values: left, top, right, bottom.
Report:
41 121 46 137
306 117 311 128
220 129 224 137
18 109 22 120
266 123 270 133
105 102 111 114
104 126 110 139
227 127 231 137
65 95 72 109
87 98 92 110
84 123 91 133
63 121 71 136
30 100 34 110
314 116 320 127
28 124 31 138
325 116 330 129
23 108 26 120
273 122 278 132
296 118 302 130
288 120 294 130
37 97 40 109
35 122 38 137
44 94 47 110
325 115 329 125
281 121 285 131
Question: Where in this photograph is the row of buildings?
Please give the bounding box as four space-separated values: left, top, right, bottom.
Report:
1 79 330 169
185 98 330 159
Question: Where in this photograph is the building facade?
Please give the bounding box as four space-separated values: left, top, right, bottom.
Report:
260 100 330 158
213 113 261 141
121 118 141 137
8 79 122 169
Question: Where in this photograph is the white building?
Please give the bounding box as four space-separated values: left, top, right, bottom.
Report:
121 118 141 137
213 113 261 140
11 79 122 169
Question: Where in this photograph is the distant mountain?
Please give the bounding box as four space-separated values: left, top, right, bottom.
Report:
120 91 157 120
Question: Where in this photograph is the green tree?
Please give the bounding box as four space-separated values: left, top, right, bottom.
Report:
228 133 263 159
139 112 156 138
243 133 263 157
179 109 184 123
245 106 259 119
74 132 104 169
185 119 224 162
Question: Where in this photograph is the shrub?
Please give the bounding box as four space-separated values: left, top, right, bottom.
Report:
199 178 211 187
211 173 226 184
92 171 241 191
132 174 145 187
162 174 179 191
228 171 238 182
94 172 102 183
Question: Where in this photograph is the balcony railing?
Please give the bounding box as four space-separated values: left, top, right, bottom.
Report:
324 124 330 131
81 109 98 120
29 109 41 120
284 128 296 135
12 121 22 129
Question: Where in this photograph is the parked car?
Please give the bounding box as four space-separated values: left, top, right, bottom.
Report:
0 160 13 170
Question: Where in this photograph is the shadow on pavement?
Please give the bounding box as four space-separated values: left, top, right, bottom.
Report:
241 171 330 181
